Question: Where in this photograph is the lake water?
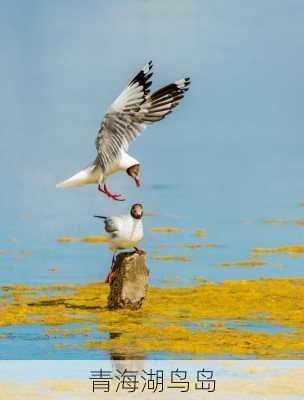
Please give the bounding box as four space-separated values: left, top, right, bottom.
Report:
1 180 304 288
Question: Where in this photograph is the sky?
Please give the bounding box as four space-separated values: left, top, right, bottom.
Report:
1 0 304 286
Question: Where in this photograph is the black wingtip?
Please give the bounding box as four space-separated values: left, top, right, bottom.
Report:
93 215 106 219
147 61 153 72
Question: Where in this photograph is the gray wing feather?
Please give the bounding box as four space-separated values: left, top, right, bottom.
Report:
95 113 145 170
95 62 190 172
104 217 119 234
95 61 153 171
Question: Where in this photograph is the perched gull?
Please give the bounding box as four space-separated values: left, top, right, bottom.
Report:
94 203 144 282
56 61 190 201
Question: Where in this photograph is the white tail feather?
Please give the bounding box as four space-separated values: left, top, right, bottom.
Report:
56 166 100 188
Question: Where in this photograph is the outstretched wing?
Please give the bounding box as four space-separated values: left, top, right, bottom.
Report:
95 61 190 172
95 61 153 171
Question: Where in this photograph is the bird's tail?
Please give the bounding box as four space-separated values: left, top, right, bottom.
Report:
56 165 97 188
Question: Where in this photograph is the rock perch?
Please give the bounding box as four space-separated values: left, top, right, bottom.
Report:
107 251 149 310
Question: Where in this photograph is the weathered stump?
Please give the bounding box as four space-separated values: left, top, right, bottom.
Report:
107 251 149 310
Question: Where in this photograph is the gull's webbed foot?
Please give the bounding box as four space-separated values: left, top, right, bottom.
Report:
105 271 116 284
98 184 125 201
134 247 145 255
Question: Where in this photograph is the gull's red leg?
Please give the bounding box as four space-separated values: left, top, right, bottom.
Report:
97 184 124 201
105 255 117 283
103 184 125 201
105 271 116 284
98 184 106 194
134 247 145 255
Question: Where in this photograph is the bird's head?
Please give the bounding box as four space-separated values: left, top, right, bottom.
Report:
130 203 143 220
127 164 141 187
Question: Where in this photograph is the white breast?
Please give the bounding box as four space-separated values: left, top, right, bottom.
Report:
104 151 139 179
109 215 143 251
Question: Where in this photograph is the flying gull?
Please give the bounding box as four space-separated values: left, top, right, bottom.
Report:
56 61 190 201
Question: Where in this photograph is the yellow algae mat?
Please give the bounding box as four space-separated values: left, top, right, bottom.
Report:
0 278 304 358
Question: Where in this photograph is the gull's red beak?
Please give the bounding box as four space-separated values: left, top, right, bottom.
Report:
135 177 141 187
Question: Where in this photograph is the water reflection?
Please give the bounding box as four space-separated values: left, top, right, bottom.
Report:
109 332 146 363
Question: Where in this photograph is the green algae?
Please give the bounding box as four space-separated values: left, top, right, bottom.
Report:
0 279 304 358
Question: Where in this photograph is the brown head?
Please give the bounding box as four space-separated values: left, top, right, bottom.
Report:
130 203 143 220
127 164 141 187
